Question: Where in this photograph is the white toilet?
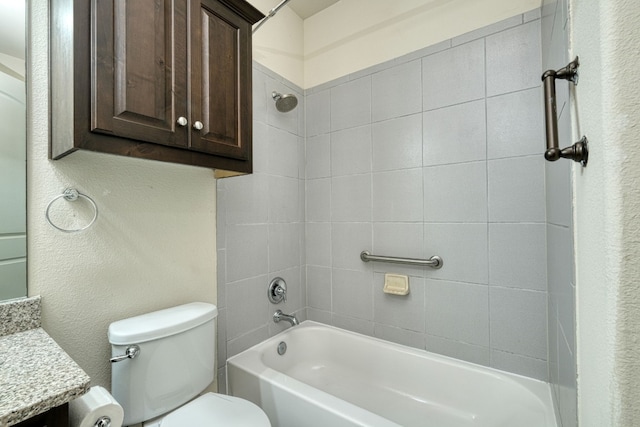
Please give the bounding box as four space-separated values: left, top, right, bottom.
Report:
108 302 270 426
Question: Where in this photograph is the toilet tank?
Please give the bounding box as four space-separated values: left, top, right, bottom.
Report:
109 302 218 426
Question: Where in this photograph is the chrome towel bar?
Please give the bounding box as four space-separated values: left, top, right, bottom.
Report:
360 251 443 269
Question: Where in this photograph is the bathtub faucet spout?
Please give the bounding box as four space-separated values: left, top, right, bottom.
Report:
273 310 299 326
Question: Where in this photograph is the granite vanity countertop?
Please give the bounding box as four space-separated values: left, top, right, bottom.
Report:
0 327 90 426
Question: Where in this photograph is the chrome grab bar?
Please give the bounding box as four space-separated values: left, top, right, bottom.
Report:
360 251 443 269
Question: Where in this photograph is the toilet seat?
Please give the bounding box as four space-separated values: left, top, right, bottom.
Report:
144 392 270 426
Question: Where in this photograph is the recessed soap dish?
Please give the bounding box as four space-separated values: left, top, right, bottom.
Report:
383 273 409 295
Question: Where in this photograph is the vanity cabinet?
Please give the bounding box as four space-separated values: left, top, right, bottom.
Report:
12 404 68 427
51 0 264 173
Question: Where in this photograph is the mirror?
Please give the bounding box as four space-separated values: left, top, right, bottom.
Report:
0 0 26 300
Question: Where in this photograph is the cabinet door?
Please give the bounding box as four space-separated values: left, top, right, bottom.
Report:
190 0 253 161
13 403 68 427
91 0 189 147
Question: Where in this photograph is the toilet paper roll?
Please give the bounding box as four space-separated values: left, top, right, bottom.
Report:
69 386 124 427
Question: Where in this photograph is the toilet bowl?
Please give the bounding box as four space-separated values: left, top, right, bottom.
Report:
108 302 270 426
142 393 269 426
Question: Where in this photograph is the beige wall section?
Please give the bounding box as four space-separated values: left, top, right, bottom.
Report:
250 0 305 88
27 3 217 390
303 0 540 88
250 0 540 89
571 0 640 426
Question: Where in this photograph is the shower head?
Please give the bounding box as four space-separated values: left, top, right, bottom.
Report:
272 91 298 113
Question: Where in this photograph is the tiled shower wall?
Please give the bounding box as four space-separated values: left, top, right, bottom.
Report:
304 11 549 380
541 0 577 425
216 62 306 390
218 9 551 385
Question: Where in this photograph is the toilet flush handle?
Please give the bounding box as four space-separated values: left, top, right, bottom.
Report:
110 345 140 363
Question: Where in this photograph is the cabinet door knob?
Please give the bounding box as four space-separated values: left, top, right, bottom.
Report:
176 116 188 127
193 121 204 131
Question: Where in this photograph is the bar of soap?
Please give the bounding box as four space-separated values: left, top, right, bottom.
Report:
383 273 409 295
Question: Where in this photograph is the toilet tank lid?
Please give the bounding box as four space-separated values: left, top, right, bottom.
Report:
108 302 218 345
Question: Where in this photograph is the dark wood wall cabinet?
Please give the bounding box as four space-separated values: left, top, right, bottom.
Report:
51 0 264 173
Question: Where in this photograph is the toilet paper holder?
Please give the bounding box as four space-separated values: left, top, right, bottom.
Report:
95 416 112 427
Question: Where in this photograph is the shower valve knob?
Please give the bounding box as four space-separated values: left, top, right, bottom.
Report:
268 277 287 304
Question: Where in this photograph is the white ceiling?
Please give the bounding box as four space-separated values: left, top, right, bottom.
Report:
288 0 340 19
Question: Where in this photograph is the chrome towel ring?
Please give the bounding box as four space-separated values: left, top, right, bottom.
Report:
45 188 98 233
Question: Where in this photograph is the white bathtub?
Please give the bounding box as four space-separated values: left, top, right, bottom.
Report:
227 321 557 427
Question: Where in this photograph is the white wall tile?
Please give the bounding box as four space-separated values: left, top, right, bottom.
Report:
372 222 425 277
422 39 485 110
424 223 489 284
252 121 269 174
307 308 332 324
227 326 270 359
305 222 331 267
372 114 423 172
331 76 371 131
425 335 491 367
269 223 301 273
307 265 332 310
547 223 573 341
217 308 227 368
486 21 542 96
331 125 372 176
490 287 547 359
268 126 299 178
423 100 486 166
331 314 374 336
558 281 575 356
548 300 560 387
545 160 572 227
223 174 269 225
306 178 331 222
558 333 577 427
374 323 426 348
306 134 331 179
491 350 548 381
424 162 487 223
374 273 425 332
488 156 546 223
372 59 422 122
306 89 331 137
487 88 544 159
268 175 300 223
252 67 267 124
226 224 268 283
331 222 372 272
217 249 227 307
489 223 547 291
332 268 374 321
225 275 269 340
372 168 423 222
426 279 489 346
331 174 372 222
